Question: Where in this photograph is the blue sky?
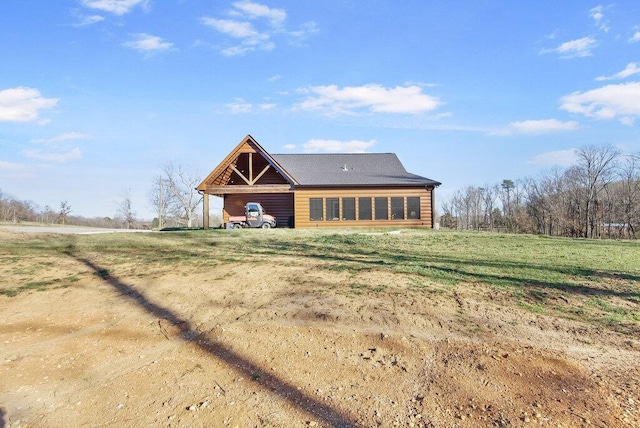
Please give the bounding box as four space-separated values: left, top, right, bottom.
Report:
1 0 640 219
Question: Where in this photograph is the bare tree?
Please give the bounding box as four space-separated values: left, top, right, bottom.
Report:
481 184 499 230
432 144 638 239
148 175 168 229
58 201 72 225
574 145 621 238
163 162 202 228
118 189 137 229
616 153 640 238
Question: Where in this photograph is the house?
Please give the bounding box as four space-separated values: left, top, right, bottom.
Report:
197 135 441 228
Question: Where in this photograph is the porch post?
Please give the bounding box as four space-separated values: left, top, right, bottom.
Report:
430 186 437 229
203 193 209 230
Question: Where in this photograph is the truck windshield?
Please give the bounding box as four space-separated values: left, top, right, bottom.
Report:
247 204 260 215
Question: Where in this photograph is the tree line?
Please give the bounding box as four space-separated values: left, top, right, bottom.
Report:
0 193 115 228
440 145 640 239
0 162 212 229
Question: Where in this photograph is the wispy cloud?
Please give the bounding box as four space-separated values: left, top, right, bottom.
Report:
80 0 149 16
201 17 272 55
123 33 173 55
74 14 105 26
528 149 578 167
0 87 58 122
23 147 82 163
560 81 640 124
630 30 640 43
303 139 377 153
201 1 317 56
0 160 27 171
491 119 579 136
225 98 277 113
31 132 89 144
23 132 86 163
231 0 286 28
0 160 33 179
596 62 640 81
296 83 442 115
589 6 609 32
226 99 253 114
540 36 597 58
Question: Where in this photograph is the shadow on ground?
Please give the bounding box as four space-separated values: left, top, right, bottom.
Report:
63 247 359 428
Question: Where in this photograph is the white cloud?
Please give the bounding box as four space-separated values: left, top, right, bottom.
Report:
80 0 148 16
541 36 597 58
282 144 296 150
560 81 640 124
259 103 276 110
589 6 603 23
201 17 272 55
226 99 253 114
0 87 58 122
202 18 262 39
589 6 609 32
231 1 286 28
296 84 442 115
303 139 377 153
596 62 640 81
492 119 579 136
123 33 173 54
201 2 316 56
23 147 82 163
0 160 32 179
31 132 89 144
221 45 253 56
529 149 578 167
0 160 26 171
630 31 640 43
287 21 319 43
75 14 105 26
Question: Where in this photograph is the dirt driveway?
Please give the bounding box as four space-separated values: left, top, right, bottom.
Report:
1 229 638 427
0 225 153 235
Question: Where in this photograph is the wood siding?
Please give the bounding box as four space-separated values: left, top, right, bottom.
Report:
224 193 294 228
293 187 434 228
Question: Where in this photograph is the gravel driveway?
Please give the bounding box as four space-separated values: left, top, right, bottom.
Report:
0 225 154 235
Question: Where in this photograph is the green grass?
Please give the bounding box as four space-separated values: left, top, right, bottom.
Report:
1 228 638 334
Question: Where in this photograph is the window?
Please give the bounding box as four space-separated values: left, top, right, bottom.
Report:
407 197 420 219
391 197 404 220
310 198 323 221
358 197 372 220
246 203 260 218
343 198 356 220
375 197 388 220
326 198 340 221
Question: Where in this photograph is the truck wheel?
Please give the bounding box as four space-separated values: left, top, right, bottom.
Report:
232 223 242 229
261 223 271 229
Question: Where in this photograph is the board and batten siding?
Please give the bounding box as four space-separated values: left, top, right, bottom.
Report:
293 187 435 228
224 193 294 227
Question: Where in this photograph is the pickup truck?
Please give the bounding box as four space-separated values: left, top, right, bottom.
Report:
227 202 277 229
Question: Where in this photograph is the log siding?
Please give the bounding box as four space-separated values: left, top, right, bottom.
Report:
293 187 434 228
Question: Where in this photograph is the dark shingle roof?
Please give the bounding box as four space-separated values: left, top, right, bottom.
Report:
271 153 441 187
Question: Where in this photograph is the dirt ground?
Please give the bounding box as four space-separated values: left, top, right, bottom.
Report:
1 230 639 427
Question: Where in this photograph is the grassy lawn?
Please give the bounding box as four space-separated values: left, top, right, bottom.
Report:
1 228 638 334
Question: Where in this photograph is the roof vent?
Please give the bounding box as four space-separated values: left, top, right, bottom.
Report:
341 164 349 171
